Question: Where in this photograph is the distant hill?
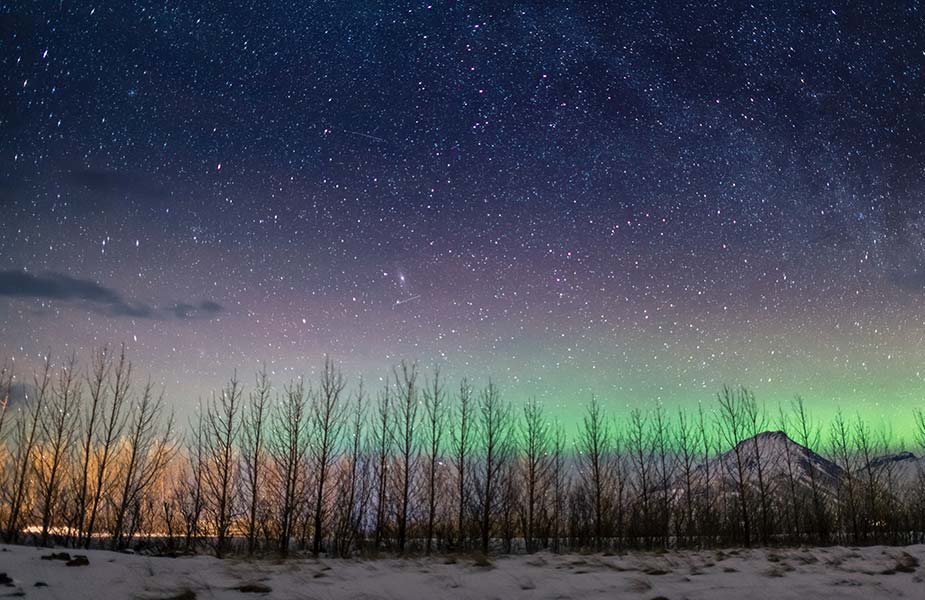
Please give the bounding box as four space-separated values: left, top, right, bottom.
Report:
685 430 923 500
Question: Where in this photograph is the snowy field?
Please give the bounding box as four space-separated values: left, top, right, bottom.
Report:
0 543 923 599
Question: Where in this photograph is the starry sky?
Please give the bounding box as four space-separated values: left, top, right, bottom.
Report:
2 2 924 437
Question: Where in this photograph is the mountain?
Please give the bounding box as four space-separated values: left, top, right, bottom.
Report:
870 451 925 489
687 431 843 498
686 431 925 500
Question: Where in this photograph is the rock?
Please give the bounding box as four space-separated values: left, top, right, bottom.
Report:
0 572 13 586
895 552 920 573
34 581 48 587
65 555 90 567
41 552 71 561
237 583 272 593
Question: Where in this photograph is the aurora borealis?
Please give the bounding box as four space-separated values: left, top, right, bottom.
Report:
1 2 924 438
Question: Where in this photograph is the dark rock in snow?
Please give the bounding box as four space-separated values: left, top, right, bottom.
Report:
41 552 71 561
237 582 272 593
65 555 90 567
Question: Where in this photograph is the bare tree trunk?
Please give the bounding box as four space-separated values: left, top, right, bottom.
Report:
450 378 474 550
696 403 715 544
181 409 207 552
830 409 859 544
652 406 674 549
204 374 242 557
73 347 110 547
241 367 270 555
310 357 347 556
84 347 131 548
777 404 802 543
333 384 366 557
742 390 773 545
716 386 751 547
271 379 309 557
519 397 550 553
793 396 827 543
676 409 698 547
422 367 446 555
37 354 82 546
392 362 419 554
4 357 50 543
476 381 511 555
550 422 567 553
582 397 612 551
111 381 176 550
853 415 880 542
372 383 392 552
627 408 653 547
0 361 11 446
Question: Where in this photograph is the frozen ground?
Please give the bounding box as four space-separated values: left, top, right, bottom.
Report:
0 543 922 599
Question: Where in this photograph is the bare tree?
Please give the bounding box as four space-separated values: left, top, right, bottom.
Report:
310 357 347 556
73 347 110 546
550 421 568 553
271 379 309 556
3 357 50 543
792 396 827 543
475 380 511 555
372 382 393 551
627 408 654 546
829 409 859 543
715 385 752 546
332 383 367 557
392 362 419 554
676 408 700 546
853 415 880 542
652 406 675 548
742 390 773 545
580 397 612 550
180 407 207 552
36 353 82 545
422 366 446 554
241 367 270 555
0 360 13 470
519 396 550 552
203 374 243 557
695 402 716 542
111 381 176 550
450 378 474 549
83 347 131 547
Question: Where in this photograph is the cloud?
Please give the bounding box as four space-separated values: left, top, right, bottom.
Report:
169 301 224 320
0 270 223 321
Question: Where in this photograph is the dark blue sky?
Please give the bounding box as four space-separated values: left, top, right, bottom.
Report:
2 1 924 431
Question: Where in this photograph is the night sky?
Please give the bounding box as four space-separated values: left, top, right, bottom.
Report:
2 2 924 436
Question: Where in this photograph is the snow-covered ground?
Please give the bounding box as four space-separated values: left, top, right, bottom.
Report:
1 543 922 599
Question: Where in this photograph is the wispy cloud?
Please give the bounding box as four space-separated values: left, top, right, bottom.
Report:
0 270 223 320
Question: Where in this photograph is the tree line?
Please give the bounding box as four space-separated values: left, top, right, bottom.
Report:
1 347 924 557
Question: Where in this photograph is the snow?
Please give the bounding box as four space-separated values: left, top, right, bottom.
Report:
1 543 922 599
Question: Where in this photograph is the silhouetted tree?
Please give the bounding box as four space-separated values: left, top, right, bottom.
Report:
450 378 474 549
3 356 49 543
475 381 511 555
422 366 446 554
36 354 81 545
519 397 550 552
579 397 610 550
270 379 309 556
241 367 270 555
310 357 347 556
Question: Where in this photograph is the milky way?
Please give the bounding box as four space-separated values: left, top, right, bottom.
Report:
2 2 924 435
